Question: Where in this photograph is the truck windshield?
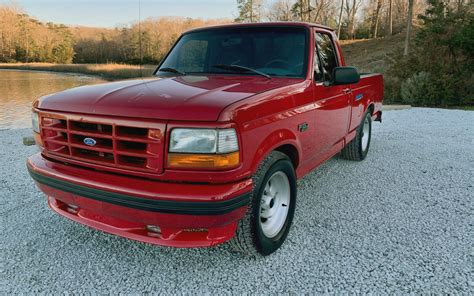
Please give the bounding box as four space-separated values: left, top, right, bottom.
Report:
157 27 308 78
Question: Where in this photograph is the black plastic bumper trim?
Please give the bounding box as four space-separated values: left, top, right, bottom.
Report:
27 165 250 215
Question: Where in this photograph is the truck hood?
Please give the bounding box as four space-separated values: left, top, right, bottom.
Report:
38 75 302 121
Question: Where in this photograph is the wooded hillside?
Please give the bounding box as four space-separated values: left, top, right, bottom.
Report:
0 1 430 64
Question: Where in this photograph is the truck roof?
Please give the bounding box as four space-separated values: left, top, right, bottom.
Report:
184 22 334 34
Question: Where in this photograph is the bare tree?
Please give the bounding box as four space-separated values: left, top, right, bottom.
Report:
404 0 414 56
267 0 294 21
311 0 334 24
385 0 426 36
344 0 363 39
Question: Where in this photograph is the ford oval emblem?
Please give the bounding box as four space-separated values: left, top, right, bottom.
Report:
83 138 97 146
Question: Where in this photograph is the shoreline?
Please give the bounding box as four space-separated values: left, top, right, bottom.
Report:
0 63 156 80
0 68 103 80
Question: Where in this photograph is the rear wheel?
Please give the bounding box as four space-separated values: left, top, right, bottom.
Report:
341 110 372 161
230 151 297 257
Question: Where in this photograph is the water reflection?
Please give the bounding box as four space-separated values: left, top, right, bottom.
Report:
0 70 105 129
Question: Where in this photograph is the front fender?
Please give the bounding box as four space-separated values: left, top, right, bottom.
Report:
248 129 302 174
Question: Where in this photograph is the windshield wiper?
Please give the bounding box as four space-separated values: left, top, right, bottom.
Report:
212 64 271 79
158 67 186 76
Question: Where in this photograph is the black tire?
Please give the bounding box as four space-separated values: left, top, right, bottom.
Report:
230 151 297 257
341 110 372 161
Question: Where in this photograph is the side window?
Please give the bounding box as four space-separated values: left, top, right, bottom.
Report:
315 32 338 81
313 42 323 82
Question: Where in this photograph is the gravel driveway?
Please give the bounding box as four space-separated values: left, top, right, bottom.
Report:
1 108 473 294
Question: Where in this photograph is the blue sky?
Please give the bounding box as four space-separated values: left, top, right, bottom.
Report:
7 0 237 27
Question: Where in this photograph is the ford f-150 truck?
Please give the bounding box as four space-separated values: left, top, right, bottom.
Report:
27 22 383 256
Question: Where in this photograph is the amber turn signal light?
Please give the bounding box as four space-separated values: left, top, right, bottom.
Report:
168 152 239 170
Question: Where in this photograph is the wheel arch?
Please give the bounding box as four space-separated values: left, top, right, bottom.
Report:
274 144 300 169
367 102 382 121
368 103 375 115
249 129 301 175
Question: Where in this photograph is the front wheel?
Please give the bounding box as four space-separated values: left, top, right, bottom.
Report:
230 151 297 257
341 110 372 161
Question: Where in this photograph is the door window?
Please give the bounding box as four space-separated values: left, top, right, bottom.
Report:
315 33 339 82
313 41 323 82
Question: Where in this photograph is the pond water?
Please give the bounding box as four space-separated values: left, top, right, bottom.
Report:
0 70 105 130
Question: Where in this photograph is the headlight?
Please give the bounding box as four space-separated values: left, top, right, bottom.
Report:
169 129 217 153
169 128 238 154
168 128 239 169
32 111 40 133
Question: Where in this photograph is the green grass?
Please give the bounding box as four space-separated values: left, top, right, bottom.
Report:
0 63 156 80
445 106 474 111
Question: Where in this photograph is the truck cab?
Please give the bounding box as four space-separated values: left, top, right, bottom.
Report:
28 22 383 256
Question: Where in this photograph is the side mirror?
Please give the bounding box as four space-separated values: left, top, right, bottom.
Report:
332 67 360 85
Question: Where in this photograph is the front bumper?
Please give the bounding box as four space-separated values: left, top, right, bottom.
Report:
27 153 252 247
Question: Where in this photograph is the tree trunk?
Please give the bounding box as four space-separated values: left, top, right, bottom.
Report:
374 18 379 39
25 31 29 63
300 0 304 21
286 3 291 21
373 0 383 38
0 32 4 60
350 10 356 39
388 0 393 36
308 0 312 22
337 0 344 38
349 0 358 40
404 0 414 56
250 0 254 22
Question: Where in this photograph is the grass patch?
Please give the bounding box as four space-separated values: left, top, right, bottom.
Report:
444 106 474 111
340 32 409 75
0 63 156 80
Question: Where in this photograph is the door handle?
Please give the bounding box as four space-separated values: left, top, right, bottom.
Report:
342 88 352 94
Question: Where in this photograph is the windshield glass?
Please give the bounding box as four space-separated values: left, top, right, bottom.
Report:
157 27 308 78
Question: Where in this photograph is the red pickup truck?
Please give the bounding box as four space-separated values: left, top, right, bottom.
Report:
27 22 383 256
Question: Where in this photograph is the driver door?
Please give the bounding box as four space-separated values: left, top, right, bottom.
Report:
311 30 351 157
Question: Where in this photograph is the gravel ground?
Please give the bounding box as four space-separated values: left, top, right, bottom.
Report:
1 108 473 294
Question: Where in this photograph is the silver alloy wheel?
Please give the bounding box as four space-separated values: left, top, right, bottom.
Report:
259 171 291 238
361 115 370 152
